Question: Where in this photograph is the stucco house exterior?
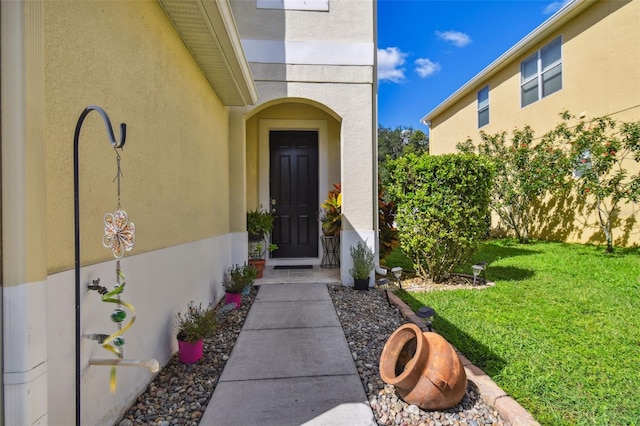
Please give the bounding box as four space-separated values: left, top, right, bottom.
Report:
1 0 377 424
421 0 640 245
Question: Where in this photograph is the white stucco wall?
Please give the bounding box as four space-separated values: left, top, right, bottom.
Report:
230 0 377 284
231 0 374 43
47 232 246 425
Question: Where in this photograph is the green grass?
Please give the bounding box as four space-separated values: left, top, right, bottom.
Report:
394 239 640 425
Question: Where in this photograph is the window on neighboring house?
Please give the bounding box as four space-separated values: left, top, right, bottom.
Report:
478 86 489 128
521 37 562 107
573 149 591 178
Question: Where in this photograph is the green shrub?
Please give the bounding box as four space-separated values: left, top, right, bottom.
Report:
174 302 218 343
387 153 493 282
222 264 257 294
246 209 274 240
380 247 414 272
378 182 399 260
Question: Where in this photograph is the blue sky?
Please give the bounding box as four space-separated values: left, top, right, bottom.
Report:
377 0 571 131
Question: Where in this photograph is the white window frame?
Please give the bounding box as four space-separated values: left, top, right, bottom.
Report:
521 36 563 108
477 86 489 128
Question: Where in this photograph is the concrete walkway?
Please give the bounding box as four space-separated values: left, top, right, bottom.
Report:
200 283 375 425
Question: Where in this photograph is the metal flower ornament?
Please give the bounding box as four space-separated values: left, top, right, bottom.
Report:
103 209 135 258
92 144 138 392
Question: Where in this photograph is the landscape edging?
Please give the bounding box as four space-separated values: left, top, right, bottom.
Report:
386 290 541 426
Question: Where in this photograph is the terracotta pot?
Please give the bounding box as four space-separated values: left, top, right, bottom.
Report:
248 259 266 278
379 323 467 410
178 339 203 364
225 292 242 309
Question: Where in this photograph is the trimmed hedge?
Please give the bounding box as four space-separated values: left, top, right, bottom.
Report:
387 153 493 282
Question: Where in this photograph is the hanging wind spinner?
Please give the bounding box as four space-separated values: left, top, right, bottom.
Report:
99 147 137 393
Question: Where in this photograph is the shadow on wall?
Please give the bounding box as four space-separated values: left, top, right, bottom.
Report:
530 189 639 248
612 214 639 248
586 209 640 248
529 188 585 242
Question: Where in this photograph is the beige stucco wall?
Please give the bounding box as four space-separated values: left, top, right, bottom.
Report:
45 0 231 273
40 2 244 424
427 0 640 247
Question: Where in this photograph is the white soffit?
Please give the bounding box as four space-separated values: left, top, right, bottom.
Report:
158 0 258 106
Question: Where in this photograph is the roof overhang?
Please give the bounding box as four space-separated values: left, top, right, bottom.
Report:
157 0 258 106
421 0 596 127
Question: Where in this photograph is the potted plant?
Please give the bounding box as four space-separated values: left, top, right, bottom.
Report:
350 240 375 291
223 264 257 308
174 301 218 363
320 183 341 236
247 209 275 241
248 242 278 278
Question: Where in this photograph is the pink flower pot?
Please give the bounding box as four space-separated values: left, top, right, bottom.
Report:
225 292 242 309
178 339 203 364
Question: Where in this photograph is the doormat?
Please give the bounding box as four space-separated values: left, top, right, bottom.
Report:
273 265 314 270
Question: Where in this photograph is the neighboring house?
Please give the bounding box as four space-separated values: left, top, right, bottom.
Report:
1 1 377 425
421 0 640 245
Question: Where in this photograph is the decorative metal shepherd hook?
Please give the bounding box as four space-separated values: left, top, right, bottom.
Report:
74 106 126 426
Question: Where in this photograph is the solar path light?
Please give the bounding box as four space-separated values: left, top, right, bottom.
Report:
416 306 436 331
471 261 487 285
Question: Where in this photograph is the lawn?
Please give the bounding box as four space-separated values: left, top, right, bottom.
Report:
393 239 640 425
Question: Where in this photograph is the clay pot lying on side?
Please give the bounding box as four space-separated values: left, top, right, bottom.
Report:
379 323 467 410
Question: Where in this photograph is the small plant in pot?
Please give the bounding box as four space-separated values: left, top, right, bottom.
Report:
350 240 375 291
174 301 218 363
223 264 257 308
248 242 278 279
247 209 275 242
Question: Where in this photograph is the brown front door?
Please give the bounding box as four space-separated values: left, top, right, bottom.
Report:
270 131 319 258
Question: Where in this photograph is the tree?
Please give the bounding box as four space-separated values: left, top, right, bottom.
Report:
404 129 429 155
387 153 492 283
546 112 640 253
457 126 569 243
378 125 429 186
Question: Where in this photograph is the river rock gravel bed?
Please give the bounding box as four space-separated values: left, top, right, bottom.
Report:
119 284 505 425
328 285 505 426
118 287 258 426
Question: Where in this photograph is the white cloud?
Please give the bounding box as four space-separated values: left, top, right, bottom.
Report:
377 47 408 83
435 30 472 48
414 58 441 78
543 0 571 15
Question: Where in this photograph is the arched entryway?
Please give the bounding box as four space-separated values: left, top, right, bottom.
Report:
245 99 342 266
